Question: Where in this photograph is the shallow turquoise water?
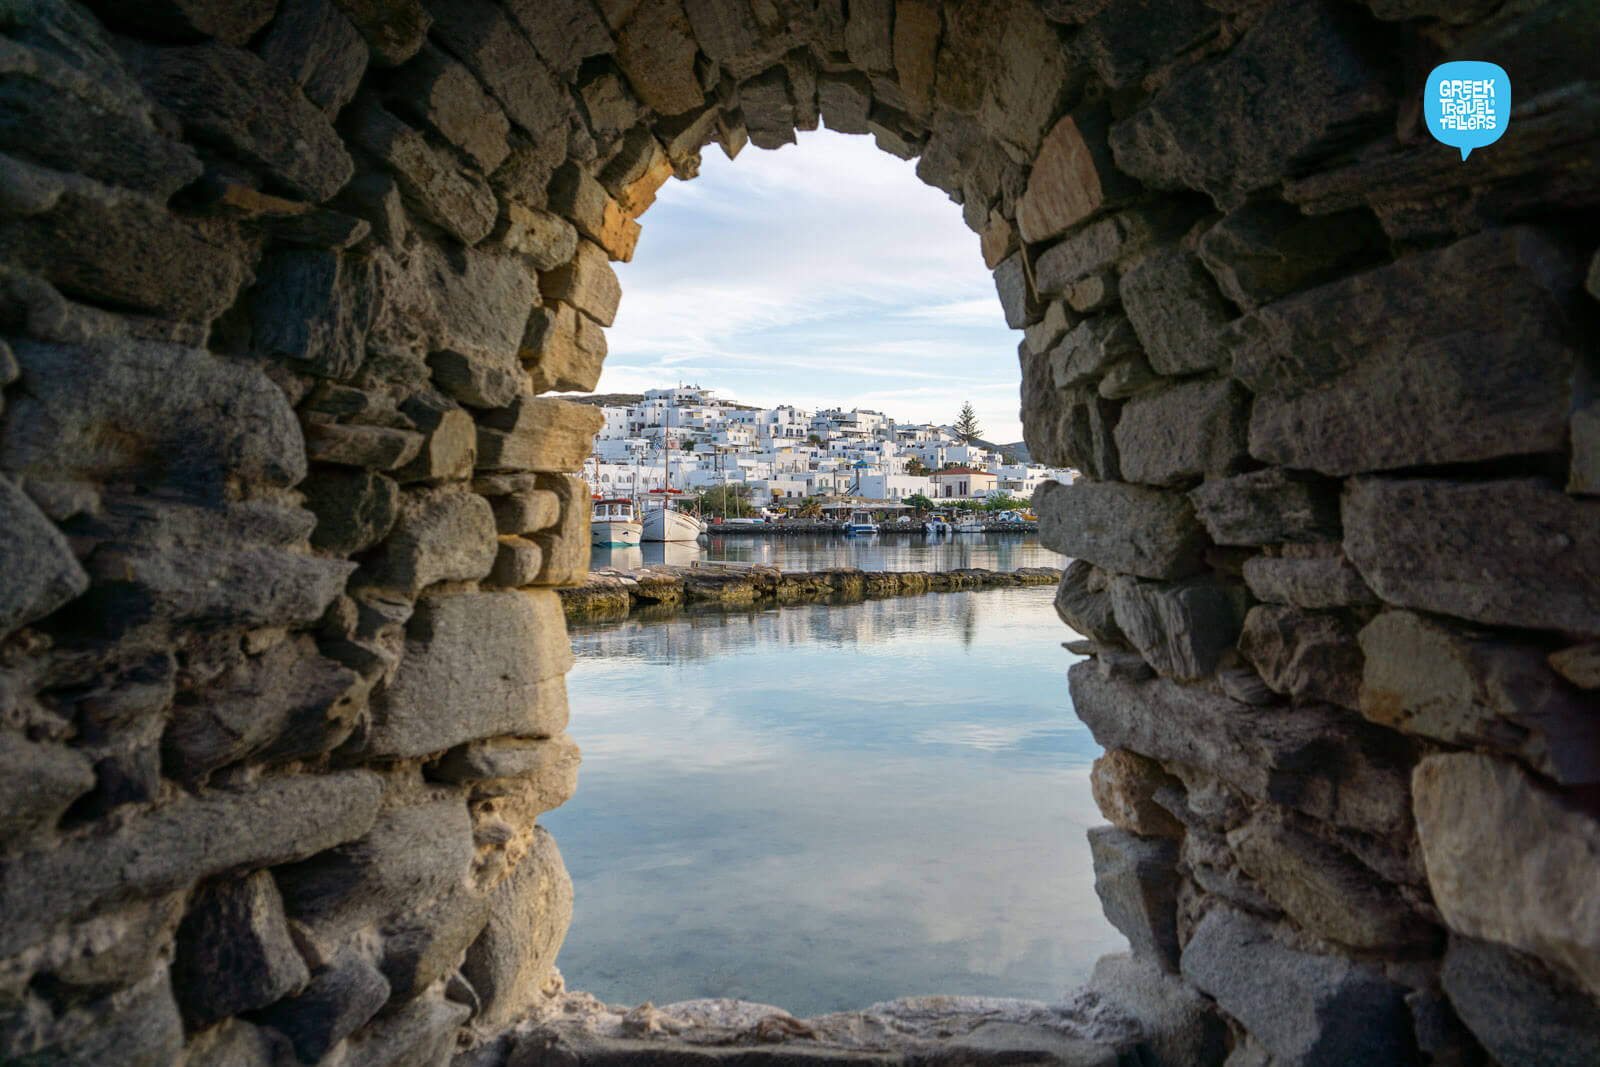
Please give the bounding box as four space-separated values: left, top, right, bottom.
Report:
591 530 1063 572
542 580 1123 1016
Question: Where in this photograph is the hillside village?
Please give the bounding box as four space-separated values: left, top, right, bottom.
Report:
575 385 1074 512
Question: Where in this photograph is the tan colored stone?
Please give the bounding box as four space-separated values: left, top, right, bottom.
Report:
1090 750 1184 838
617 148 676 217
1016 106 1138 244
980 209 1018 270
893 0 940 116
522 303 608 394
549 165 640 262
1414 752 1600 1000
532 474 591 587
614 0 704 115
495 202 578 271
1549 643 1600 689
539 240 622 326
476 397 605 473
463 827 573 1030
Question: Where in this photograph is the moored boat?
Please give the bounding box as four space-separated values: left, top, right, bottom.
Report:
844 509 879 536
642 503 706 542
591 498 643 546
923 515 953 535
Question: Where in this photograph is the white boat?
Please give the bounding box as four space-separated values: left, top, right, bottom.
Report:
642 502 706 542
955 515 987 533
843 509 879 536
591 498 642 546
923 515 953 535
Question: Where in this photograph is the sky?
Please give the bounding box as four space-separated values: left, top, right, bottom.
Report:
593 127 1026 444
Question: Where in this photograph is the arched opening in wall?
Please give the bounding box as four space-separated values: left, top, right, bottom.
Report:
544 127 1121 1013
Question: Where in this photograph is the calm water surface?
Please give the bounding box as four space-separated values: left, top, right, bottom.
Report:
543 579 1124 1016
591 530 1062 573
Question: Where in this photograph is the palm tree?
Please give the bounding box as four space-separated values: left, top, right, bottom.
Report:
953 402 982 443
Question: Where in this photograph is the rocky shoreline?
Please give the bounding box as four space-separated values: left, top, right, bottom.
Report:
558 563 1064 618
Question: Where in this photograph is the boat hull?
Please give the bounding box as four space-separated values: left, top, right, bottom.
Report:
592 520 642 547
844 524 878 536
642 507 705 542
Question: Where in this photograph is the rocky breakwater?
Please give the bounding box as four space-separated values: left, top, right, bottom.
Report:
559 563 1064 618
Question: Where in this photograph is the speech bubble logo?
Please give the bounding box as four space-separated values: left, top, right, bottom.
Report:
1424 61 1511 160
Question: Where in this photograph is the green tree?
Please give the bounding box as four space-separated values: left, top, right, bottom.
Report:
905 493 935 514
694 484 753 518
953 401 982 443
905 457 929 475
982 493 1030 512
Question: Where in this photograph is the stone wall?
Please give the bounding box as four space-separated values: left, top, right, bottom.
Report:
0 0 1596 1064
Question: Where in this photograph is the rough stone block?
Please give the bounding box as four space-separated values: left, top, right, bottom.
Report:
1089 826 1181 972
1360 611 1600 785
476 397 606 473
739 66 797 150
257 0 369 116
1108 0 1391 208
365 488 498 596
119 39 352 202
1088 953 1228 1067
1226 809 1429 952
991 249 1041 330
892 0 939 116
1070 663 1411 837
276 798 474 942
532 474 591 587
463 827 573 1030
1570 401 1600 495
379 887 492 1002
1048 314 1142 391
1189 468 1341 546
843 0 893 72
256 949 391 1063
1414 752 1600 1001
95 0 278 45
1110 575 1250 682
253 248 378 380
1344 477 1600 636
1240 227 1580 476
522 303 608 394
505 0 615 76
540 240 621 327
612 0 703 115
1196 199 1383 311
1441 933 1600 1067
0 731 95 850
1 965 184 1066
489 536 545 588
1017 104 1138 244
173 871 310 1027
304 421 425 470
1071 0 1220 90
1180 906 1416 1064
364 591 572 758
0 772 382 958
1114 379 1249 487
0 158 250 322
1065 272 1118 315
1091 751 1184 838
1034 205 1190 297
1036 479 1208 581
344 990 470 1067
333 0 431 66
495 202 579 271
1053 559 1125 646
492 491 563 535
386 44 510 173
0 476 89 640
1238 604 1362 710
1241 551 1376 610
1549 642 1600 690
349 99 498 244
395 403 477 483
549 163 641 262
424 0 568 137
164 635 368 781
1025 300 1073 356
1048 387 1121 482
819 71 872 135
1119 250 1234 377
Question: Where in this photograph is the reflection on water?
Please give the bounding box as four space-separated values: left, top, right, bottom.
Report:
591 531 1062 573
543 586 1122 1016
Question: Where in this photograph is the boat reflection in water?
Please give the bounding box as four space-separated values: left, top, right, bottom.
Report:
545 584 1120 1016
589 531 1063 574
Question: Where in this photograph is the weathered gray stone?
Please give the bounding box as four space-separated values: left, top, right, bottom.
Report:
1242 551 1377 610
1190 468 1341 546
1024 300 1073 356
1048 387 1122 482
532 474 590 586
739 66 798 150
992 250 1041 330
1343 477 1600 636
257 0 368 115
548 162 641 261
1115 379 1249 487
424 0 567 137
1240 228 1580 475
1119 250 1234 377
304 421 425 470
611 0 703 115
93 0 278 44
1089 827 1181 972
0 731 95 850
489 536 545 588
540 239 621 327
819 71 872 134
0 157 250 322
277 798 473 943
1091 751 1184 839
506 0 614 76
496 203 579 271
0 771 382 957
332 0 431 66
1034 206 1191 297
0 965 185 1067
1049 314 1142 390
1414 752 1600 1001
253 248 378 379
1017 104 1139 244
1359 610 1600 785
1070 664 1411 837
257 949 391 1063
1089 953 1228 1067
119 39 352 202
1036 479 1208 581
1441 933 1600 1067
1571 401 1600 495
1065 272 1118 315
173 871 310 1027
0 475 89 639
1197 200 1383 311
423 240 540 365
366 488 498 596
1071 0 1220 90
1238 605 1362 710
1226 809 1429 952
344 990 472 1067
463 826 573 1030
365 590 572 758
387 44 510 173
1053 560 1125 645
491 490 563 535
1108 0 1391 209
349 99 498 245
1110 575 1250 682
379 886 493 1000
476 397 606 474
1181 907 1416 1066
395 400 477 483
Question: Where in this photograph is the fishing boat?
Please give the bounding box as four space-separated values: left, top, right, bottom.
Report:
923 515 953 536
954 514 987 533
591 498 642 546
641 442 707 542
844 509 879 536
